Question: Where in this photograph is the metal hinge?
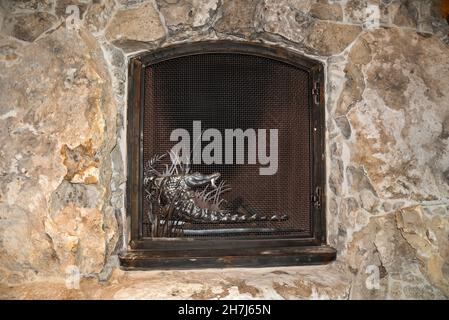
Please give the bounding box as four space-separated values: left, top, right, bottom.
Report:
312 81 320 105
311 186 322 209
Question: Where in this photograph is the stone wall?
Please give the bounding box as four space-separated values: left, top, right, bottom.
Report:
0 0 448 299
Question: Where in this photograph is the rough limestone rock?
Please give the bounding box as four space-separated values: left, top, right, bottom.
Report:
1 12 58 42
342 0 448 38
335 37 370 117
0 34 21 65
0 0 53 12
256 0 313 43
214 0 260 36
157 0 219 30
0 27 117 283
105 2 166 43
0 265 350 299
346 28 449 201
345 210 447 299
256 1 361 56
343 0 370 24
83 0 117 34
304 20 362 56
310 1 343 21
327 26 449 299
396 205 449 296
61 140 100 185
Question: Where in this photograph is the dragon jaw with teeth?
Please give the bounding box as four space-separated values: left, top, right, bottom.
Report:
143 154 288 224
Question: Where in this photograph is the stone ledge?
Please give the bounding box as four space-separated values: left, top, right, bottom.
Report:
0 263 350 300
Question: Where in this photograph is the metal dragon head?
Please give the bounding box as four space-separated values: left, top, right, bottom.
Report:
184 172 221 189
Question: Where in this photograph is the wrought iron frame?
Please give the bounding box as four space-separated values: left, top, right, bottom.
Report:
121 41 335 269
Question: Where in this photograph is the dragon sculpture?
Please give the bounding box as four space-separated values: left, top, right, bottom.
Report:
143 153 287 236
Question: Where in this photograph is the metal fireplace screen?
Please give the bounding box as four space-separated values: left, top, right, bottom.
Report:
143 53 311 239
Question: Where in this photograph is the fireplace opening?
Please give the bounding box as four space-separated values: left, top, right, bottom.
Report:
122 41 335 269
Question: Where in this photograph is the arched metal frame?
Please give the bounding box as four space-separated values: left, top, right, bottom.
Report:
122 41 335 269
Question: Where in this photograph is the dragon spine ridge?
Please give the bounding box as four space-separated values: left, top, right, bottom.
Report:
143 154 288 224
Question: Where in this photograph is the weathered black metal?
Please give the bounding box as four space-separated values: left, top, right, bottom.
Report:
124 40 333 268
119 246 336 270
143 153 289 238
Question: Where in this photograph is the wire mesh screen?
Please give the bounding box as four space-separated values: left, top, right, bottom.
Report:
143 53 311 239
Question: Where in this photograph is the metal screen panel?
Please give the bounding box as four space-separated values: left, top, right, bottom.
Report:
143 53 311 238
